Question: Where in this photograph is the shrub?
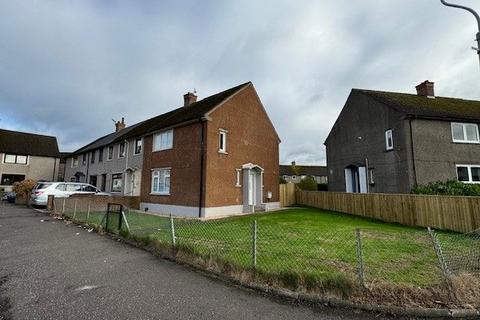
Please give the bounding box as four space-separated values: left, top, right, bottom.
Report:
412 180 480 196
297 176 318 191
279 176 287 184
12 179 37 203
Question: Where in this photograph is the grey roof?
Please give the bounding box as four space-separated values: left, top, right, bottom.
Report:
357 89 480 121
280 165 328 176
0 128 59 158
72 82 251 155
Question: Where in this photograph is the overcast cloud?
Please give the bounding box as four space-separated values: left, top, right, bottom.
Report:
0 0 479 164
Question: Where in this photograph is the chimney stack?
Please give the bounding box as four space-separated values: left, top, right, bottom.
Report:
115 117 126 132
291 161 296 166
415 80 435 98
183 92 197 107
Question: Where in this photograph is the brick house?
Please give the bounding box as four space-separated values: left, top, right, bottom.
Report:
325 81 480 194
123 82 280 217
0 129 60 191
66 82 280 217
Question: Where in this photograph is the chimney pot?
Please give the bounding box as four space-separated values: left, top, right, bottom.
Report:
415 80 435 98
183 92 198 107
115 117 126 132
291 161 296 166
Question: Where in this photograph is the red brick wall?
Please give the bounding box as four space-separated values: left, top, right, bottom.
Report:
140 123 203 207
204 85 280 207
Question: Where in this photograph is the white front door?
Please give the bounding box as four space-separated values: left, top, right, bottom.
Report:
248 171 256 205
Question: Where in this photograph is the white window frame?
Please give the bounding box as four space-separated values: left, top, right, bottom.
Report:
292 175 297 180
151 168 171 195
111 173 123 193
235 169 242 187
153 129 174 152
219 129 228 154
451 122 480 144
385 129 394 151
82 153 87 165
3 154 28 165
134 137 143 155
118 142 126 158
107 145 114 161
456 164 480 184
72 156 79 168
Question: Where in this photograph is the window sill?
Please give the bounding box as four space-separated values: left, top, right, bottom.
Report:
235 184 242 188
150 192 171 196
152 148 173 153
452 140 480 144
133 153 142 156
385 148 394 152
218 150 228 155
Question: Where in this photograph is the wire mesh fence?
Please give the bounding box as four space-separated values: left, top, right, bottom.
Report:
52 196 480 307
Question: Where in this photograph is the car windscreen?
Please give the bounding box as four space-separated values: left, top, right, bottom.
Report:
35 183 52 190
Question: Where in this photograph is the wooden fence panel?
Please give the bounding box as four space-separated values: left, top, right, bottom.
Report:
295 190 480 233
279 183 296 207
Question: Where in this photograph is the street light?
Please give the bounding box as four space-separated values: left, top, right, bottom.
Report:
440 0 480 66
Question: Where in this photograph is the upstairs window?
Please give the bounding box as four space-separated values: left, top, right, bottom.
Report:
108 146 114 160
134 138 142 155
456 165 480 183
219 129 227 153
153 130 173 151
451 123 479 143
98 148 103 162
72 156 79 167
82 154 87 165
118 142 126 158
91 150 95 164
385 129 394 151
4 154 28 165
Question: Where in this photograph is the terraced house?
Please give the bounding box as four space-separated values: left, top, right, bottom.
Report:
65 82 280 217
0 129 60 191
326 81 480 194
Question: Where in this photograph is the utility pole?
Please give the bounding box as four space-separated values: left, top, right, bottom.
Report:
440 0 480 67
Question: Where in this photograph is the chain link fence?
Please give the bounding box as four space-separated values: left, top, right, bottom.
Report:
52 197 480 308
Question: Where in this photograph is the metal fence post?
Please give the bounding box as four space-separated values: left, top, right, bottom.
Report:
170 214 176 247
355 228 365 287
427 227 451 279
86 200 91 223
252 220 257 269
73 199 77 220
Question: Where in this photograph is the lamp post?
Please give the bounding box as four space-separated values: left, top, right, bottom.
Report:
440 0 480 66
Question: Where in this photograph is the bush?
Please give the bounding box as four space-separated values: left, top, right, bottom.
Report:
279 176 287 184
12 179 37 203
297 176 318 191
412 180 480 196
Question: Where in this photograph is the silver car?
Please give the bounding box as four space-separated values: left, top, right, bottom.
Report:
30 182 110 206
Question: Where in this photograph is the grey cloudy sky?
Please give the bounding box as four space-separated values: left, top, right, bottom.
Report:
0 0 479 165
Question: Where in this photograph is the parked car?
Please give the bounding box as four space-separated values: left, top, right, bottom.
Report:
1 192 16 203
30 182 110 206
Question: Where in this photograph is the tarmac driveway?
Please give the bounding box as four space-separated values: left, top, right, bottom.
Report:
0 203 395 320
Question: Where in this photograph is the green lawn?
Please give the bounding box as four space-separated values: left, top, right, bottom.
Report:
64 207 473 289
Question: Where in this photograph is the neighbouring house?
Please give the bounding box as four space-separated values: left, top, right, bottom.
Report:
64 118 144 195
325 80 480 194
65 82 280 217
0 128 60 191
280 161 328 184
57 152 71 182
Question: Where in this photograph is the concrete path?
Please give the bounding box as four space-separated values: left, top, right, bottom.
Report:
0 203 396 320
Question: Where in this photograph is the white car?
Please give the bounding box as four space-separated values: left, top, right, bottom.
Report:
30 182 110 206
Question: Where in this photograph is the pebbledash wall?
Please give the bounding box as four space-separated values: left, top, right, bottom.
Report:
140 84 280 218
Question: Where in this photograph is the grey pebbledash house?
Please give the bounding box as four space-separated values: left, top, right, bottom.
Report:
64 118 145 195
325 81 480 194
